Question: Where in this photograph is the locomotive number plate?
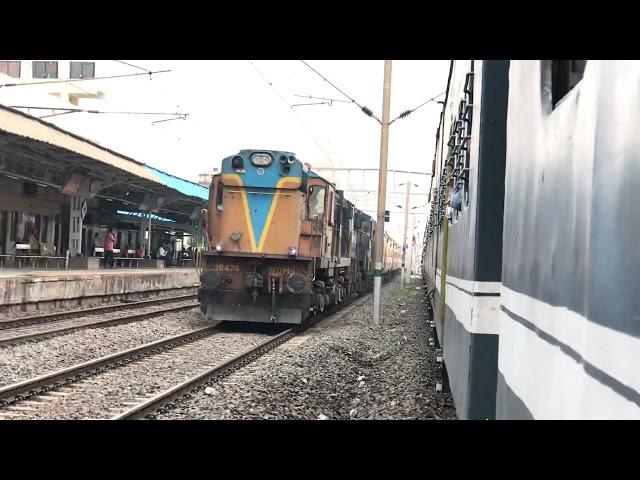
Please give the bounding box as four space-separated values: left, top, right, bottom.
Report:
212 264 240 272
269 267 296 275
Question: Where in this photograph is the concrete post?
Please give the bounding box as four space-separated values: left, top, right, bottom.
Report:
373 60 393 325
68 195 85 257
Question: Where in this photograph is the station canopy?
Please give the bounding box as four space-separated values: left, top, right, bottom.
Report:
0 104 208 230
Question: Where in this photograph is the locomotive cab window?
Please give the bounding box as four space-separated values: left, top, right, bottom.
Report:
231 155 244 171
327 191 334 225
308 185 325 219
216 182 224 212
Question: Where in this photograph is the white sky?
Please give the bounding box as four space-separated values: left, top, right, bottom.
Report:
0 60 450 240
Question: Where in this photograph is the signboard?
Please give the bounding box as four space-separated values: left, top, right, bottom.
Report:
80 200 87 220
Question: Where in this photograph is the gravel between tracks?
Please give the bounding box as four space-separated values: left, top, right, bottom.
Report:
0 332 269 420
158 277 457 420
0 306 207 387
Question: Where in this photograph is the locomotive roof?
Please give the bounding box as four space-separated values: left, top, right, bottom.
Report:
307 169 334 185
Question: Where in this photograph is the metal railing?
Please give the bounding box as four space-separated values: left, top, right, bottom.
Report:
0 255 66 269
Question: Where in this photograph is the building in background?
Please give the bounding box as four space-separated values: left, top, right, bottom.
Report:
0 60 105 107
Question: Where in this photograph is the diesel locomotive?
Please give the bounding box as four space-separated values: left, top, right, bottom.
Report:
198 149 401 323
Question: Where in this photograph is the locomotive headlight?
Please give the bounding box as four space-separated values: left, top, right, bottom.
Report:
288 247 297 256
215 243 224 253
287 156 296 164
287 273 306 294
251 153 272 166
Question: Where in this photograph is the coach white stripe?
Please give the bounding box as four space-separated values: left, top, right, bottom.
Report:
435 268 501 294
499 286 640 418
434 270 501 335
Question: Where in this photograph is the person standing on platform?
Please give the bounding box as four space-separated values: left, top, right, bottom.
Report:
104 228 116 268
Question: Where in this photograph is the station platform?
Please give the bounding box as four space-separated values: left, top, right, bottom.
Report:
0 268 200 318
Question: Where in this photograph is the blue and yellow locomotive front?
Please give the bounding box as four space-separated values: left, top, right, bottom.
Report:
199 149 313 323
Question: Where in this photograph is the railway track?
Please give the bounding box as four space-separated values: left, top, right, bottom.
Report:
0 293 198 330
0 325 219 413
115 293 371 420
0 323 288 419
0 298 199 347
0 286 198 321
113 328 294 419
0 292 370 420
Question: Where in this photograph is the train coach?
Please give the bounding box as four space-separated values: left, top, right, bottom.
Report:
422 60 640 419
421 60 509 420
496 60 640 419
198 149 401 324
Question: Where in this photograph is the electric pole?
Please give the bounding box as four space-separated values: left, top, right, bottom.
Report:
409 215 417 278
400 181 411 288
373 60 392 325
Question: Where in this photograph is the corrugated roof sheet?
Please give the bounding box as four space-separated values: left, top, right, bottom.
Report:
0 104 161 183
145 165 209 200
0 104 209 202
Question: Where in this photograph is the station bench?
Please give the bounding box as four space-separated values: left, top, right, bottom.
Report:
94 248 143 268
0 254 66 269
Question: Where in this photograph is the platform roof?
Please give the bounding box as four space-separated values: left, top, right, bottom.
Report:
0 104 207 225
145 166 208 201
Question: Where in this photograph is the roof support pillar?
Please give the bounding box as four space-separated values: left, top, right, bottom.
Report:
68 194 86 257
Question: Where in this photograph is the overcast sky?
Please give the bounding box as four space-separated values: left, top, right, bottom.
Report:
1 60 450 240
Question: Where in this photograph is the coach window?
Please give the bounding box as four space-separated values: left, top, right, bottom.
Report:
308 185 325 219
543 60 587 109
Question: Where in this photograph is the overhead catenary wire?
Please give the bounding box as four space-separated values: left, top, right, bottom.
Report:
0 70 172 88
248 60 339 167
388 91 446 125
300 60 382 124
11 61 185 127
293 94 351 107
12 61 148 114
294 94 350 103
151 115 188 125
39 111 76 119
113 60 151 72
7 105 189 120
81 63 181 125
